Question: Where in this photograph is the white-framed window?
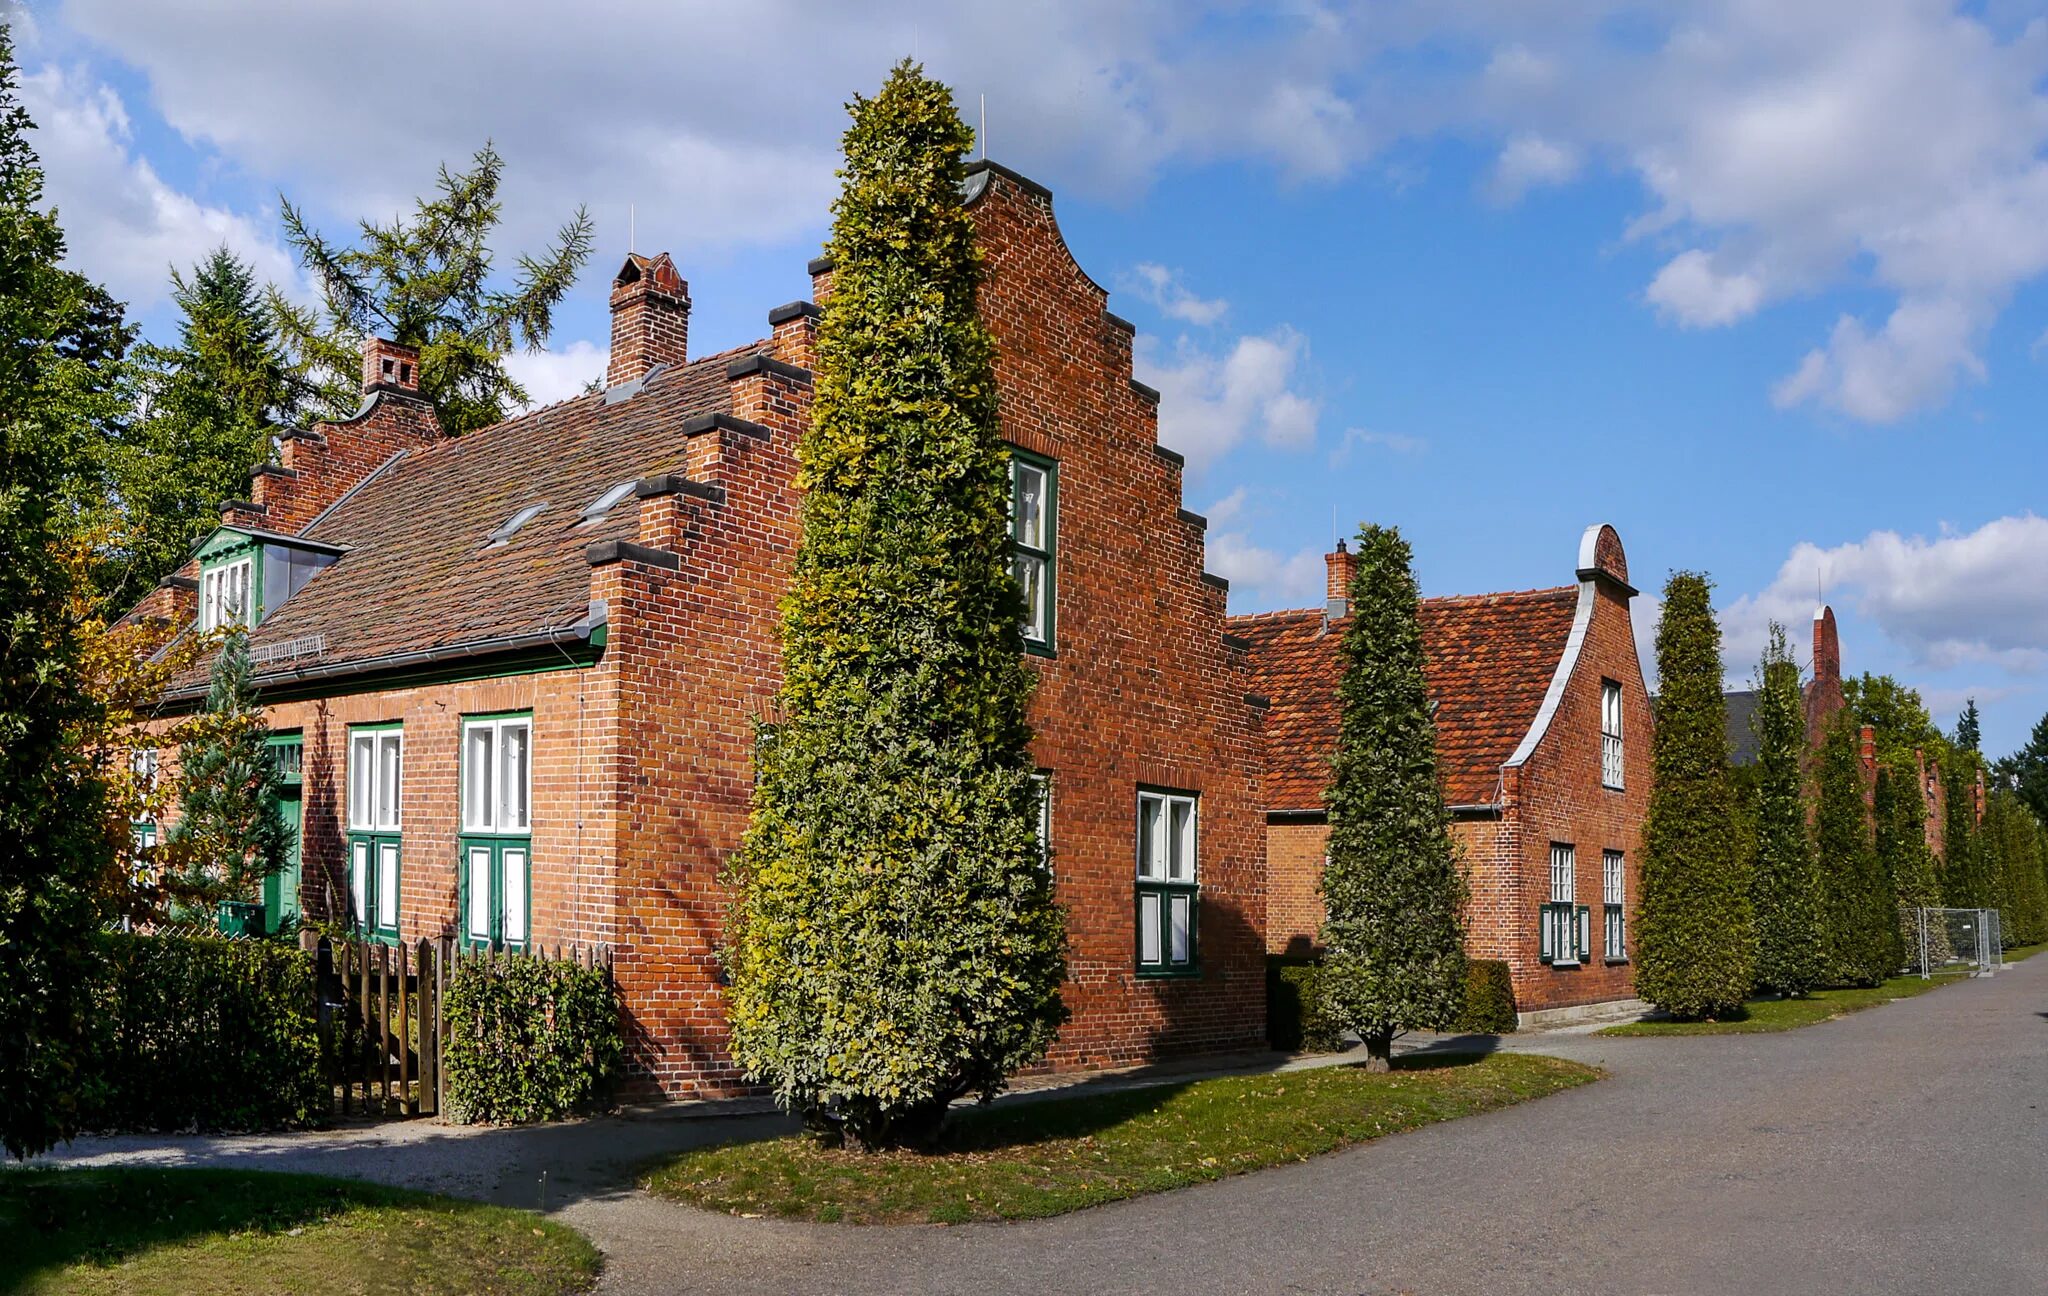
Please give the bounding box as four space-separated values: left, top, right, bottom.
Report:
346 725 403 941
1030 772 1052 871
1540 843 1587 967
200 556 254 631
1603 849 1627 961
129 747 158 793
1010 450 1056 651
1600 680 1624 790
1136 788 1197 974
462 715 532 835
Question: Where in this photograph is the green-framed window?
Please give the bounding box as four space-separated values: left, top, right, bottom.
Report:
1539 842 1589 966
1602 849 1627 961
1010 448 1056 654
459 712 531 950
1136 787 1198 976
199 552 256 631
346 723 403 942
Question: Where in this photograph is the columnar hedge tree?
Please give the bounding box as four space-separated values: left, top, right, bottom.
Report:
1983 790 2047 947
1636 572 1753 1018
1812 708 1893 986
165 629 291 911
1938 749 1985 908
1875 757 1942 966
1749 623 1823 996
723 62 1066 1151
1318 526 1467 1071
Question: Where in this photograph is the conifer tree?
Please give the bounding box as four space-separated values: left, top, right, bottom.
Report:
1955 699 1981 754
723 63 1066 1151
274 143 593 434
163 629 290 911
1982 791 2045 947
2006 711 2048 825
1636 572 1753 1017
1318 526 1467 1071
1812 708 1893 985
0 22 125 1158
1749 623 1823 996
1876 757 1941 967
1939 749 1984 908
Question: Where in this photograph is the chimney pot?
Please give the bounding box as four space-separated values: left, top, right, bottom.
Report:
609 251 690 387
1325 540 1356 620
362 337 421 396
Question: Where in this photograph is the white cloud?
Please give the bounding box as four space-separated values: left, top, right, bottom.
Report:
1724 515 2048 676
1488 132 1580 202
504 340 606 409
1121 263 1228 326
1646 248 1766 327
19 63 296 311
1206 530 1325 612
1328 426 1425 466
1137 326 1320 471
1770 298 1988 421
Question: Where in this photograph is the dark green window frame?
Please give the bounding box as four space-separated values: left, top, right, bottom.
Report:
1136 786 1199 978
459 710 532 951
1009 447 1057 656
346 722 403 943
197 537 261 632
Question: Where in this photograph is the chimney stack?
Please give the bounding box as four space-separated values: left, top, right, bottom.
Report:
362 337 421 395
1325 541 1356 620
608 252 689 387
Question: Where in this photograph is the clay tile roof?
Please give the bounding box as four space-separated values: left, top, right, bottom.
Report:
1233 586 1580 811
170 341 769 690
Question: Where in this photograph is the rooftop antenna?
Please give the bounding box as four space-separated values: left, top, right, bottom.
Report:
629 203 636 256
980 93 987 160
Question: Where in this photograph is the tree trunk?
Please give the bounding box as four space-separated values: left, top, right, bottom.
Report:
1362 1028 1394 1073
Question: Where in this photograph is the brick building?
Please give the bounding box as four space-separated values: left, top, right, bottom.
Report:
125 161 1268 1096
1232 524 1653 1022
1722 604 1847 767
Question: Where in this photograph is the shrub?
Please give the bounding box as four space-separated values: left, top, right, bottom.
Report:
1265 959 1346 1053
443 954 620 1124
79 931 323 1133
1453 960 1518 1034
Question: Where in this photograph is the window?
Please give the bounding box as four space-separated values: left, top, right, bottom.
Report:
1540 843 1588 967
461 714 532 949
580 480 636 525
130 747 158 794
272 738 303 784
1603 850 1627 961
1600 680 1624 790
1136 789 1197 975
1030 772 1052 870
486 502 547 545
1010 450 1056 652
346 725 403 940
200 556 254 631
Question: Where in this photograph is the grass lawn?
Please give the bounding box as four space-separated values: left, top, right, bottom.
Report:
2004 942 2047 962
0 1167 601 1295
642 1051 1599 1225
1598 970 1969 1037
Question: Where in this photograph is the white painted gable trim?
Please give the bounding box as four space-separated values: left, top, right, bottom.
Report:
1501 577 1596 776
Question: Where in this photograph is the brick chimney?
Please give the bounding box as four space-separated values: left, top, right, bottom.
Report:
362 337 421 395
1811 605 1842 694
608 252 689 387
1325 541 1356 620
250 336 441 534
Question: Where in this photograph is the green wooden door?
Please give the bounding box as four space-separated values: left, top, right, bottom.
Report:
264 735 305 933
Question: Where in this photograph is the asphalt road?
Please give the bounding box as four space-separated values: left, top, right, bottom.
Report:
43 956 2048 1295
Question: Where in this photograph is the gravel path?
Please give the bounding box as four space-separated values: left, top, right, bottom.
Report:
38 959 2048 1295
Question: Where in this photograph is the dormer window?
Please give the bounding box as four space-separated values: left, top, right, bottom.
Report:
200 557 254 631
580 480 637 525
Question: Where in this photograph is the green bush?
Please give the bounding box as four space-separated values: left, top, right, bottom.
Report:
1453 960 1518 1034
443 954 620 1124
1266 959 1346 1053
80 932 323 1132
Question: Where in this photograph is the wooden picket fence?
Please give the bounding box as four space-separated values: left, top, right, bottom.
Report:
300 932 612 1120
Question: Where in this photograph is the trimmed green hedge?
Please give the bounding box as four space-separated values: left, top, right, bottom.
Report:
1453 959 1519 1034
81 932 324 1132
1265 958 1347 1053
443 954 620 1124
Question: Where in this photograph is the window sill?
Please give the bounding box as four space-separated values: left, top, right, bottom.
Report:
1601 782 1625 793
1136 966 1201 981
1024 640 1057 660
1604 957 1631 966
1546 959 1583 970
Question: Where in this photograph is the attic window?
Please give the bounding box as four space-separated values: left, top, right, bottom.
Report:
486 503 547 546
579 480 637 525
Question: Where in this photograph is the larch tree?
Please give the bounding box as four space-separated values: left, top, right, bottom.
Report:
1317 526 1468 1072
273 143 593 435
0 22 126 1158
1748 622 1823 996
1635 571 1753 1018
722 62 1066 1152
1812 708 1893 986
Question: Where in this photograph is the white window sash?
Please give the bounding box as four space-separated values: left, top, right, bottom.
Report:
376 842 399 930
466 845 492 942
502 848 528 945
463 718 532 836
350 840 369 926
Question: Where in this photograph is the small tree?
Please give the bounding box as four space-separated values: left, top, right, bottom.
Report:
1636 572 1753 1018
1812 708 1893 986
163 630 290 912
1748 623 1823 996
1318 527 1467 1071
1954 699 1981 754
723 62 1066 1151
274 143 594 434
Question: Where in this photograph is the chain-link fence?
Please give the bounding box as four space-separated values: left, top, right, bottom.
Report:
1902 907 2002 979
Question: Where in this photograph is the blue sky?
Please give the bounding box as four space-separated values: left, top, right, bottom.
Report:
18 1 2048 756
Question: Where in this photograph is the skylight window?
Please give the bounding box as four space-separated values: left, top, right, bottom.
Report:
486 502 547 545
579 480 637 525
